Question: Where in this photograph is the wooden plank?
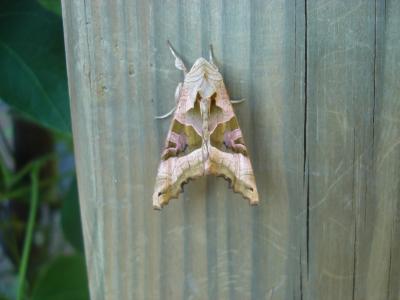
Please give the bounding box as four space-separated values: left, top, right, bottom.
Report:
306 0 376 298
151 2 185 299
61 0 400 299
176 2 208 300
364 1 400 299
246 1 307 299
305 0 399 299
219 2 253 299
204 3 231 299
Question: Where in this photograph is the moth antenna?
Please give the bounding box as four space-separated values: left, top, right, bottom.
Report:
230 98 246 104
167 40 187 73
154 107 176 120
209 44 217 68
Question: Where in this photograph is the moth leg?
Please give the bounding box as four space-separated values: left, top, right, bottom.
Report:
154 107 176 119
224 129 248 155
174 82 182 102
162 132 188 159
167 40 187 74
230 98 246 104
154 83 182 119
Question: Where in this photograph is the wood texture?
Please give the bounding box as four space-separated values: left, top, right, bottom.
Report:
61 0 400 299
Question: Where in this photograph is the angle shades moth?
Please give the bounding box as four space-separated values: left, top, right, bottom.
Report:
153 42 259 210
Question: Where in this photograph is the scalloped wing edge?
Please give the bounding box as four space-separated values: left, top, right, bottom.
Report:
153 145 259 210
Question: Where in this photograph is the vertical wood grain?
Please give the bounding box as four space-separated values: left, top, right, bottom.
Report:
306 1 375 299
364 1 400 299
61 0 400 299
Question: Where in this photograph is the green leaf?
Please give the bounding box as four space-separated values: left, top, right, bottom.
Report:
37 0 62 15
32 255 89 300
0 0 71 134
61 178 84 252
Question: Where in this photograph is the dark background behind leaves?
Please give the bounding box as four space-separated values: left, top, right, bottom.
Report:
0 0 88 299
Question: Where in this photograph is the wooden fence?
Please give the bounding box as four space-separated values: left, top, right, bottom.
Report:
61 0 399 299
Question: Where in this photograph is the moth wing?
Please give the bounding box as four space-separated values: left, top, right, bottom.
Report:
207 84 259 204
153 86 203 209
153 64 259 209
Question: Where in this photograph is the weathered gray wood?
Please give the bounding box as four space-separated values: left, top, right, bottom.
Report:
61 0 400 299
305 1 399 299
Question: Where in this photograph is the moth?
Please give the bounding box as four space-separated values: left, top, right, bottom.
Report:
153 42 259 210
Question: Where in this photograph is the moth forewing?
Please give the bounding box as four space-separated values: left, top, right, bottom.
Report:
153 48 258 210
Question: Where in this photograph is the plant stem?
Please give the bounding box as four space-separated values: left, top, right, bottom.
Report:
16 164 40 300
0 170 76 202
8 153 55 188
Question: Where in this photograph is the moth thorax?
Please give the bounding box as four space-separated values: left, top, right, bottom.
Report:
200 97 210 139
199 97 210 116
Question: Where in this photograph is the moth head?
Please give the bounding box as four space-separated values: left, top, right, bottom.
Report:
191 57 218 71
186 57 222 81
183 52 223 111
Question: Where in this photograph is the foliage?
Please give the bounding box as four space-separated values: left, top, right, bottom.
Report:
38 0 62 16
61 179 84 252
0 0 88 299
31 255 89 300
0 0 71 134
